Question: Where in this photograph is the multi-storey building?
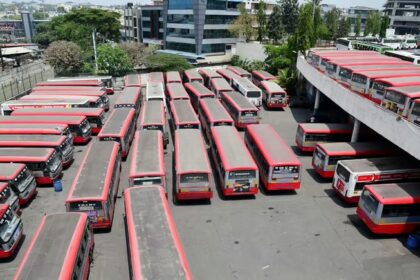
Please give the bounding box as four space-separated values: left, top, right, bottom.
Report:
346 6 379 36
384 0 420 35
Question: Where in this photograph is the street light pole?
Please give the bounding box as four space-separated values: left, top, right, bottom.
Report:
92 30 98 73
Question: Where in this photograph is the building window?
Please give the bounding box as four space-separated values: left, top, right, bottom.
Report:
143 21 151 28
203 29 232 39
166 42 196 53
167 14 194 24
205 15 237 24
207 0 227 10
202 44 225 54
168 0 193 10
167 28 195 38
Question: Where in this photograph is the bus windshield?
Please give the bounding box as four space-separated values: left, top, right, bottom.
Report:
339 69 352 79
247 91 261 98
81 120 91 134
336 164 351 182
385 91 405 105
314 148 326 162
352 74 367 85
361 189 379 214
0 209 14 243
48 153 61 173
373 82 387 92
412 103 420 117
133 177 162 186
229 170 256 180
15 168 33 193
180 173 209 186
0 187 12 204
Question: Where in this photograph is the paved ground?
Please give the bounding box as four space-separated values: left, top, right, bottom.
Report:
0 89 419 280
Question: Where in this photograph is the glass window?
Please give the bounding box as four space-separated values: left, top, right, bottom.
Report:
168 0 193 10
412 103 420 116
205 15 237 25
203 29 232 39
207 0 227 10
142 10 151 17
167 14 194 24
351 74 367 85
361 189 379 213
166 42 196 53
167 28 195 39
384 90 406 105
143 21 151 28
336 164 350 182
202 44 225 54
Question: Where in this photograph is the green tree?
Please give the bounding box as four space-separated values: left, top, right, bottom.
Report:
294 3 315 52
318 24 331 40
119 42 159 67
267 6 284 43
264 44 292 75
365 11 381 36
144 53 192 72
256 0 267 42
45 41 83 75
324 8 341 40
279 0 299 34
337 17 351 38
97 44 133 77
33 11 48 20
354 14 362 36
230 4 255 42
380 15 391 39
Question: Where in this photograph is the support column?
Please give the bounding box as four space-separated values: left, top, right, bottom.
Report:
351 119 361 142
311 88 321 122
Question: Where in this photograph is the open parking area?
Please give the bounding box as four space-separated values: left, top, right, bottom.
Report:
0 85 419 280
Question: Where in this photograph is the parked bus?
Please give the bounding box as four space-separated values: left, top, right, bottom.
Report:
125 74 144 88
20 94 104 110
0 147 62 185
231 76 262 107
166 71 182 84
166 83 190 101
209 126 259 196
0 204 22 259
36 79 103 87
260 81 288 109
0 123 71 140
145 82 166 110
138 100 169 148
198 98 234 141
380 38 404 50
124 186 193 280
350 69 420 96
184 82 215 111
114 87 142 117
245 124 302 190
47 76 113 93
14 212 94 279
316 52 379 71
129 130 166 192
209 77 233 98
0 135 74 167
227 66 251 79
370 76 420 104
221 91 259 128
381 86 420 117
0 163 37 205
1 99 90 116
312 142 399 179
357 182 420 234
408 99 420 126
98 108 136 159
385 50 420 64
0 182 19 214
66 141 121 229
352 41 394 54
251 70 276 87
11 108 105 135
170 100 201 131
332 157 420 203
198 68 222 87
184 69 203 83
216 68 241 84
0 116 91 144
336 38 353 50
295 123 352 152
308 50 377 69
148 72 165 83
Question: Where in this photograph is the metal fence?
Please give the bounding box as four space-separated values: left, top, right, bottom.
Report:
0 66 55 102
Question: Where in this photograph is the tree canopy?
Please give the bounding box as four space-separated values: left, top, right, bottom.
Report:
144 53 192 72
230 4 255 42
45 41 83 75
97 44 133 77
279 0 299 34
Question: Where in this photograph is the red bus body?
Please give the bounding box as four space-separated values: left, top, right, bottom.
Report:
209 77 233 98
370 76 420 104
170 99 201 131
166 83 190 101
0 163 37 206
0 123 70 137
226 66 251 79
125 74 144 88
21 94 103 109
184 69 203 83
148 72 165 83
198 68 222 87
381 86 420 117
221 91 259 128
0 204 23 259
184 82 215 111
260 81 288 109
198 98 234 141
0 182 20 214
114 87 142 118
252 70 276 87
166 71 182 84
216 68 241 85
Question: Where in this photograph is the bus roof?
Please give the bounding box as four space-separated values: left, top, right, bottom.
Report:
68 141 119 200
330 60 410 67
365 183 420 205
0 123 68 134
166 71 182 83
166 83 189 99
198 68 222 79
298 123 352 133
352 69 420 78
0 163 26 179
29 90 105 97
185 82 215 97
98 108 135 137
184 69 203 80
222 91 258 111
386 86 420 97
21 94 98 102
199 99 233 123
0 147 55 162
148 72 164 83
176 129 210 173
124 186 192 279
251 70 276 80
32 86 106 94
171 100 199 124
247 124 301 166
14 212 88 280
146 82 164 98
140 100 165 125
340 64 420 72
211 126 257 170
36 80 102 87
216 68 241 81
227 66 251 76
115 88 141 105
2 99 88 106
211 78 232 91
0 115 86 125
12 107 104 117
125 74 143 87
260 81 286 93
233 77 261 91
0 135 65 146
339 157 420 173
317 142 396 156
130 130 164 177
375 76 420 86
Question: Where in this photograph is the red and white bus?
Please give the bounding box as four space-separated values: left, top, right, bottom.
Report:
174 129 213 200
166 83 190 101
47 76 113 94
221 91 259 128
198 98 234 141
11 108 105 135
114 87 142 117
350 69 420 96
184 69 203 83
0 115 92 144
245 124 302 191
0 123 71 139
0 182 20 214
260 81 288 109
36 79 103 87
357 182 420 234
170 100 201 130
129 130 166 192
209 77 233 98
210 126 259 196
148 72 165 83
370 76 420 104
124 186 193 280
216 68 241 85
313 51 380 71
14 212 94 279
0 135 74 167
138 100 168 148
198 68 222 87
184 82 215 111
125 74 144 88
20 94 104 110
0 163 37 206
381 86 420 117
251 70 276 87
98 108 136 159
66 141 121 229
312 142 399 179
332 157 420 203
227 66 251 79
295 123 352 152
0 147 62 185
0 204 22 259
166 71 182 84
1 99 90 116
408 99 420 126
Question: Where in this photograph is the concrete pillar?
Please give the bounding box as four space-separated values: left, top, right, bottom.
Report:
351 119 361 142
312 88 321 122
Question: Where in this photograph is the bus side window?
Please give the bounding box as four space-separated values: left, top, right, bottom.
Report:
382 205 411 217
354 182 365 191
